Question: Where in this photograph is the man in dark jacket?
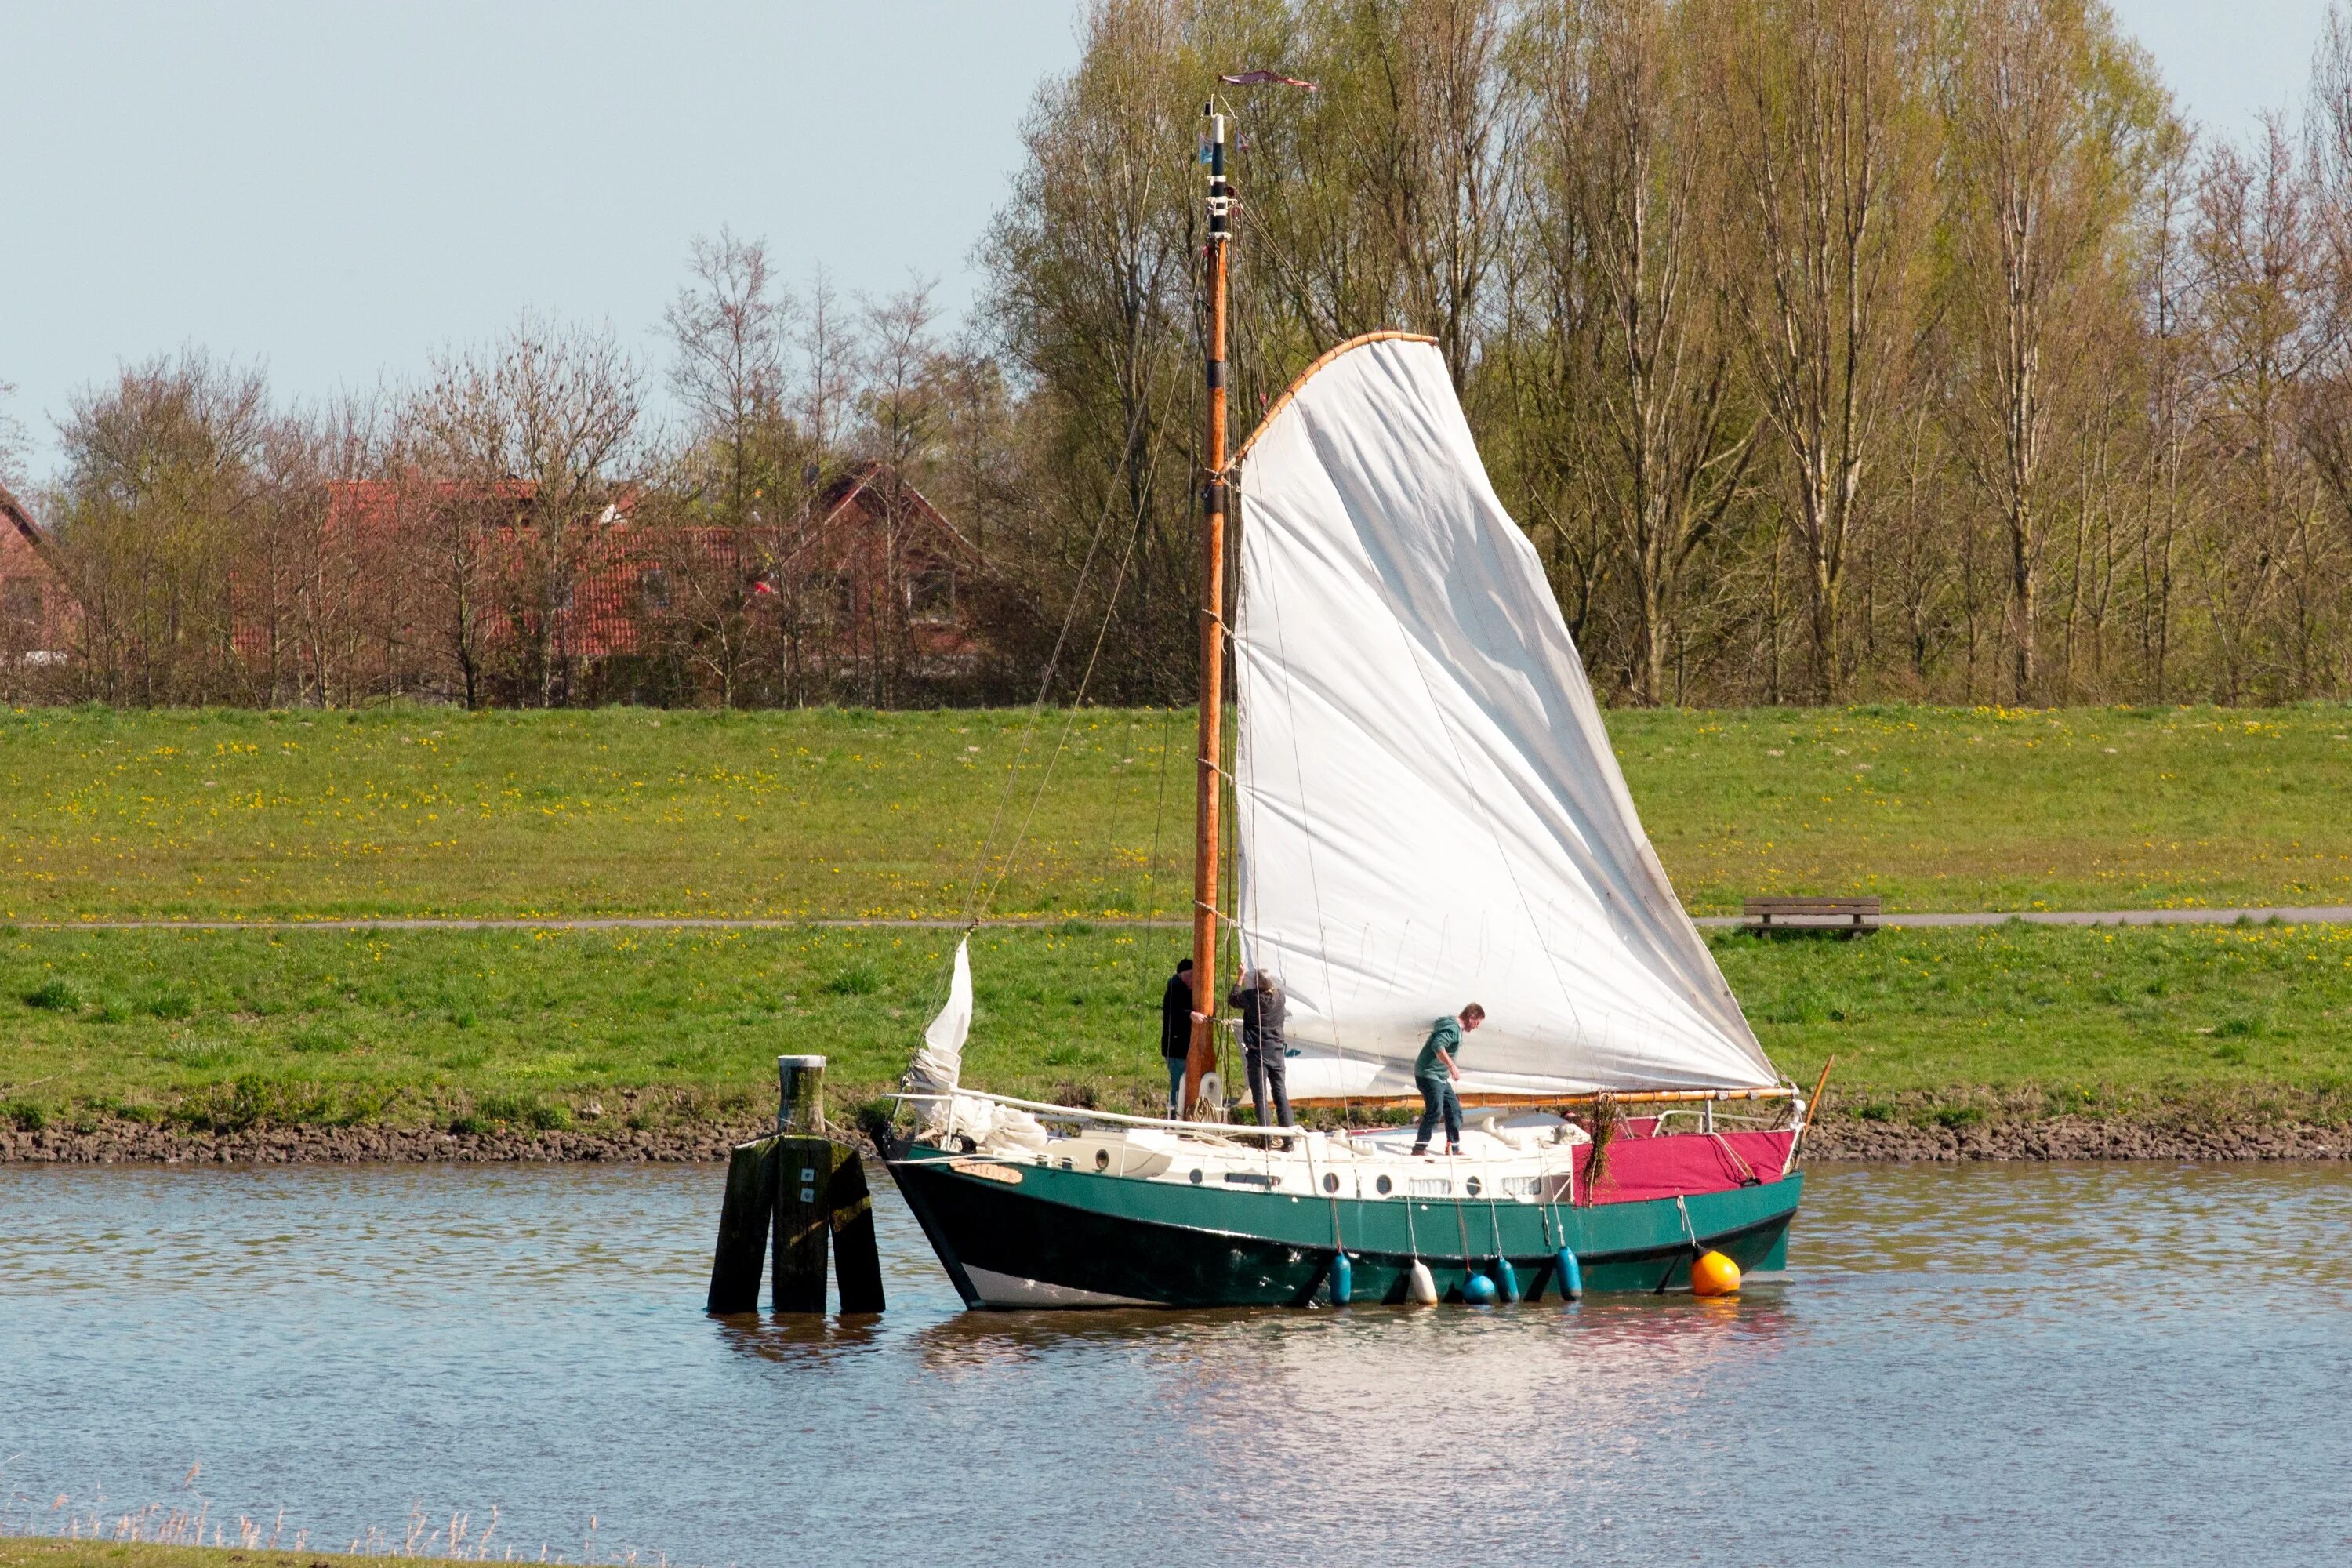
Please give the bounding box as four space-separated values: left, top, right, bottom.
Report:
1229 969 1293 1132
1160 959 1195 1117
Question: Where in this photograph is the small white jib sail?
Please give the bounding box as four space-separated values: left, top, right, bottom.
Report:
1229 334 1777 1101
904 936 1046 1150
905 935 974 1096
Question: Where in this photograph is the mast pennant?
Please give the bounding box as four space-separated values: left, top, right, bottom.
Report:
1230 336 1778 1098
1218 70 1319 90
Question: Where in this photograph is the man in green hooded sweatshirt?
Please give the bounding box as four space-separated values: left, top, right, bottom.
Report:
1410 1002 1485 1156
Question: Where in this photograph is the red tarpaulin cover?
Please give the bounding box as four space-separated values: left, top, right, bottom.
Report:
1573 1129 1797 1205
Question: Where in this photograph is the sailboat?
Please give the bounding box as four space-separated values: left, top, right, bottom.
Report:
881 101 1812 1310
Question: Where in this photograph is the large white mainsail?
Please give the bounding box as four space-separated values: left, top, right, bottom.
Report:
1230 334 1776 1099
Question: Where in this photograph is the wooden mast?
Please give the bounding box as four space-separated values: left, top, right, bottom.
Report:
1182 102 1232 1118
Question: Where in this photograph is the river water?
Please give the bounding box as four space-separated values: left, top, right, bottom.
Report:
3 1161 2349 1566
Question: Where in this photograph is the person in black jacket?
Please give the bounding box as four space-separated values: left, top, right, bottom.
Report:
1229 969 1293 1133
1160 958 1195 1117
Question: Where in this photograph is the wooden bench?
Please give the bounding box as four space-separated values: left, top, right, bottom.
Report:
1743 895 1881 935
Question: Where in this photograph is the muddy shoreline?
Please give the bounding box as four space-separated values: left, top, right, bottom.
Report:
1799 1113 2350 1161
0 1118 779 1166
3 1112 2348 1165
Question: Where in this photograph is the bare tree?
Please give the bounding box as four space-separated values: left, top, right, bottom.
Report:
1711 0 1930 699
851 278 946 705
1250 0 1512 385
1935 0 2158 702
408 315 644 706
661 230 796 706
1515 0 1754 705
0 378 26 492
2298 2 2352 694
981 0 1202 703
53 354 272 704
2191 121 2328 699
2135 116 2200 699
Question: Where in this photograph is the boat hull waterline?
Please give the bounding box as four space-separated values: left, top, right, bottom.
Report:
887 1145 1801 1310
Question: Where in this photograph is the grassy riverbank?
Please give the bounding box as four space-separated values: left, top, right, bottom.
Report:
5 920 2350 1136
9 702 2352 920
9 702 2352 1149
0 1544 474 1568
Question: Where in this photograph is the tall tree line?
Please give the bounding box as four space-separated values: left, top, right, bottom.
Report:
993 0 2352 708
16 249 1020 709
23 0 2352 710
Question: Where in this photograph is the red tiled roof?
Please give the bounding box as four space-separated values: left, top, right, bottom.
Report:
301 465 976 662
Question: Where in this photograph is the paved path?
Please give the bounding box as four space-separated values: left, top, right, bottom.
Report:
1689 906 2352 929
14 906 2352 933
5 916 1039 931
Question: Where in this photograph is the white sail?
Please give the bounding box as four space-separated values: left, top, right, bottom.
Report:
903 936 1046 1150
1230 335 1777 1098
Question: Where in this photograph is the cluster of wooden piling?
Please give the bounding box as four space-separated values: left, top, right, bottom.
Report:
706 1054 885 1315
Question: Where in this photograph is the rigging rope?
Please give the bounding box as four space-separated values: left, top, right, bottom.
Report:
1143 700 1176 923
971 341 1186 925
952 151 1171 934
914 335 1177 1042
953 336 1174 934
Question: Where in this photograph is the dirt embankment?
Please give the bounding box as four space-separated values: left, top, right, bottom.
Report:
1803 1112 2350 1161
0 1118 780 1165
4 1112 2349 1165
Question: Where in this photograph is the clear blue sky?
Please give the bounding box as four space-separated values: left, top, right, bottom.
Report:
0 0 1081 479
2113 0 2337 135
0 2 2337 483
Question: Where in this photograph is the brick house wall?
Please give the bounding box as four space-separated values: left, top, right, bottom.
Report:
0 483 75 670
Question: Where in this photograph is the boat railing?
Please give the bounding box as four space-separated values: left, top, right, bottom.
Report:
895 1085 1808 1148
1650 1103 1795 1134
892 1087 1303 1143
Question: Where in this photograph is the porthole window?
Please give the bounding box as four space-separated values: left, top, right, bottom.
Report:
1189 1168 1203 1185
1094 1149 1111 1171
1465 1175 1483 1197
1375 1174 1393 1196
1323 1172 1341 1193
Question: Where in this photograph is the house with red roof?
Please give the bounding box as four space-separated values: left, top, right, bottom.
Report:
293 459 989 706
1 460 993 706
0 482 75 680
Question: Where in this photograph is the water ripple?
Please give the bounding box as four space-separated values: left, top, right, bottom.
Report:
4 1161 2350 1566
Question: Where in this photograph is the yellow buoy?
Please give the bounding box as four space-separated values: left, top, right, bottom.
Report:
1690 1250 1742 1298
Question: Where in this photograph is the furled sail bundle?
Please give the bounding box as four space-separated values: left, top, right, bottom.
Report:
1230 335 1777 1098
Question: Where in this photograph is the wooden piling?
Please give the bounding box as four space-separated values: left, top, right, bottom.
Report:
708 1052 884 1315
772 1137 836 1312
826 1146 887 1313
779 1053 826 1133
706 1134 782 1313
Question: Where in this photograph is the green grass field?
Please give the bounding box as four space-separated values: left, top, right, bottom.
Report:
9 702 2352 920
5 919 2350 1131
8 702 2352 1133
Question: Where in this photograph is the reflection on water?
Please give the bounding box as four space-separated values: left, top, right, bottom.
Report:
712 1313 887 1366
4 1161 2350 1565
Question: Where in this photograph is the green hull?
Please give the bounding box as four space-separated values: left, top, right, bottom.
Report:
887 1145 1801 1309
